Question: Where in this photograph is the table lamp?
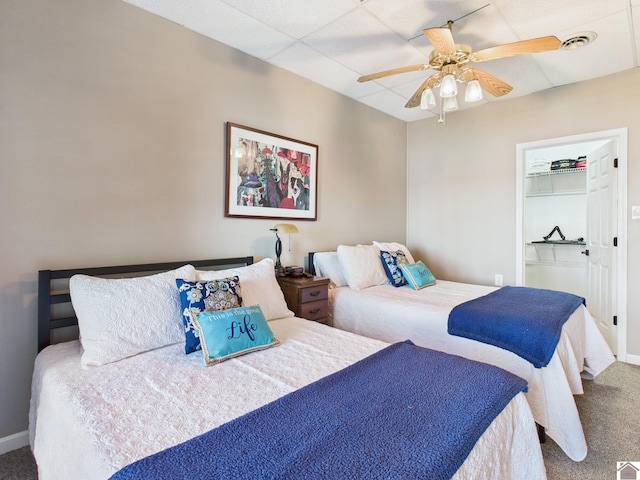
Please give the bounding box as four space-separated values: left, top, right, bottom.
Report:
270 224 299 276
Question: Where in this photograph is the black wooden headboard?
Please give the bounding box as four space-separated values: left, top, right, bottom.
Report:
308 252 317 276
37 256 254 352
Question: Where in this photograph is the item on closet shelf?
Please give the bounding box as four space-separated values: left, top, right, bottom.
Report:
575 156 587 169
550 159 577 170
531 226 586 245
543 225 565 241
527 158 551 174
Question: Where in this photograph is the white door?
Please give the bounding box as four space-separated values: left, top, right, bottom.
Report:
585 141 617 353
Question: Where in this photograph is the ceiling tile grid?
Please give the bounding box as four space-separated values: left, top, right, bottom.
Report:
124 0 640 122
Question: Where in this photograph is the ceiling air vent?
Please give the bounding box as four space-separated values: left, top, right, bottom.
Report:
560 32 597 50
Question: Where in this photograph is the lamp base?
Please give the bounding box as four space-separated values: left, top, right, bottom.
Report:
274 259 285 277
274 235 284 276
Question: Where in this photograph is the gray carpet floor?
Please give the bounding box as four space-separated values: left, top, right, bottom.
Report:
542 359 640 479
1 360 638 479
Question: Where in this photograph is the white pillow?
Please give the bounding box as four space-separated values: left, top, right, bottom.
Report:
197 258 293 321
337 244 388 290
372 241 416 264
70 264 196 368
312 251 348 287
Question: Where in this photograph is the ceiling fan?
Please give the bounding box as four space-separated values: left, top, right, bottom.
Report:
358 20 561 111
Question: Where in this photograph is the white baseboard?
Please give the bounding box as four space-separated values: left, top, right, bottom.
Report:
624 353 640 366
0 430 29 455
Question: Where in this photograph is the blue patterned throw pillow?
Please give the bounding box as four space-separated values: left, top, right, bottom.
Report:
192 305 279 365
399 261 436 290
176 277 242 354
380 250 409 287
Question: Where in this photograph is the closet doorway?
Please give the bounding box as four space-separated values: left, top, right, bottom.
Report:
515 129 628 360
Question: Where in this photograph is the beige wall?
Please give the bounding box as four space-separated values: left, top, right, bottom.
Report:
407 67 640 359
0 0 407 440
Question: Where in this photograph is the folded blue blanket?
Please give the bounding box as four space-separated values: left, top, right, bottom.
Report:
448 286 585 368
111 341 526 480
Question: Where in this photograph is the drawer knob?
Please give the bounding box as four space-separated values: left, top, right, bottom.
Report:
309 308 321 315
309 290 321 297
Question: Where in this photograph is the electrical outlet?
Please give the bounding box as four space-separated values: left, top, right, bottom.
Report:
632 205 640 220
494 274 503 286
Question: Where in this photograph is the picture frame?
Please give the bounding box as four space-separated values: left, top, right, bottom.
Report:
225 122 318 220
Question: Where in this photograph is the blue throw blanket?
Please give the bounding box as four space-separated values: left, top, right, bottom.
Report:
448 286 585 368
110 342 526 480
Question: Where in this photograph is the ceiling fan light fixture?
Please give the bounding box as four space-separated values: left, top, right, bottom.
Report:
443 96 458 112
420 88 436 110
439 74 457 98
464 79 483 102
358 18 562 123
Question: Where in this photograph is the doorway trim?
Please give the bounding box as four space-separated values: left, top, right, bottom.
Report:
515 128 628 361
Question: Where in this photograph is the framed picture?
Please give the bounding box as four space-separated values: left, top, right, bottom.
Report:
225 123 318 220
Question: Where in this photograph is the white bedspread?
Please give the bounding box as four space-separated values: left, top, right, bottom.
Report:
29 317 546 480
329 280 616 461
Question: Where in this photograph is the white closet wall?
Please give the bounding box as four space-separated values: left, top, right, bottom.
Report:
524 142 606 297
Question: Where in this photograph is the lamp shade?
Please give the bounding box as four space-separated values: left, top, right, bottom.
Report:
420 88 436 110
273 224 299 234
439 74 457 98
443 96 458 112
464 79 483 102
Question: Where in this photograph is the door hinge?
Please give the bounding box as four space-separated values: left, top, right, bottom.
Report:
613 315 618 326
614 157 618 168
614 237 618 247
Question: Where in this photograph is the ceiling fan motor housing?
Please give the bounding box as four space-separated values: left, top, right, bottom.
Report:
428 44 472 71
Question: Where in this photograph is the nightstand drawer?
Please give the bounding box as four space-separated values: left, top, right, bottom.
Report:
299 299 328 321
276 275 330 324
300 284 328 303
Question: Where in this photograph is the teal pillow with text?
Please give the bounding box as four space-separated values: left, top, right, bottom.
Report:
399 261 436 290
176 277 243 355
191 305 279 365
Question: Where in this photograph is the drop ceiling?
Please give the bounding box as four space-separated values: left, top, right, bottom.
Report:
124 0 640 122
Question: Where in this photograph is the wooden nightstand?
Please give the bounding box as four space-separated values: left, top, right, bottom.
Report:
277 275 330 325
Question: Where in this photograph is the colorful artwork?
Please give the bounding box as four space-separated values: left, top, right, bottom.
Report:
226 123 317 220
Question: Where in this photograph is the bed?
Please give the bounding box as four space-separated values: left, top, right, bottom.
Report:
310 243 616 462
30 256 547 480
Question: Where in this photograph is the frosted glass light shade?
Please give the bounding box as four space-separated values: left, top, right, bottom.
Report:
465 80 483 102
420 88 436 109
443 96 458 112
439 74 457 98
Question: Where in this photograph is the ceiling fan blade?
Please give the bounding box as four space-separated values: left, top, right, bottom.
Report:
472 36 561 62
471 68 513 97
358 64 429 83
405 75 440 108
423 27 456 55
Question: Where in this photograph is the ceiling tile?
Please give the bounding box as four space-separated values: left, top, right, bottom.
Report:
492 0 629 39
362 0 484 39
219 0 358 39
473 56 555 97
422 4 521 52
125 0 296 60
357 89 434 121
269 42 381 98
303 8 427 76
536 11 635 86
